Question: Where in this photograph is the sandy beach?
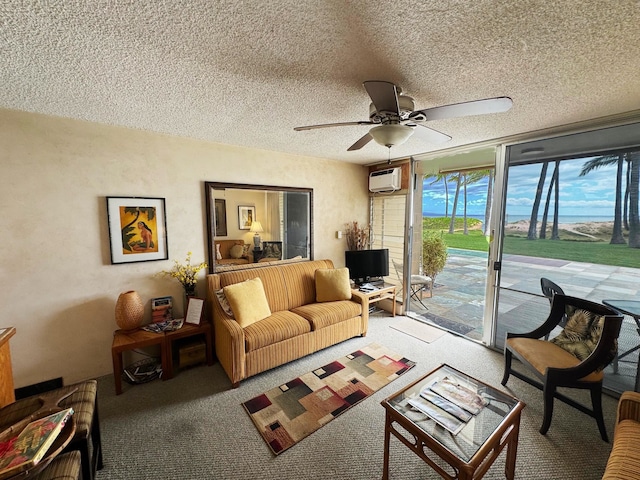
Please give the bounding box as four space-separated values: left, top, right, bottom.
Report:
505 219 614 239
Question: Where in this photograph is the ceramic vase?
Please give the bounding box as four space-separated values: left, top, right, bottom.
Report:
115 290 144 331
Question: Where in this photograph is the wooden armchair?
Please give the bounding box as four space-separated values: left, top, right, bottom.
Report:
502 294 622 441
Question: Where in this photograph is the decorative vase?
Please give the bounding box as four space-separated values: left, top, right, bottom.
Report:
184 284 196 312
115 290 144 331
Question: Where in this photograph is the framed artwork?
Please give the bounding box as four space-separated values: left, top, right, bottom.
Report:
185 297 205 325
214 198 228 236
106 196 168 264
238 205 255 230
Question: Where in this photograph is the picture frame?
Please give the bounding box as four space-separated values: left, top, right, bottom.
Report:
238 205 256 230
214 198 228 236
185 297 205 325
106 196 168 264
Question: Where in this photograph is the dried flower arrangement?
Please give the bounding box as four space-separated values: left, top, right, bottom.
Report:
345 221 370 251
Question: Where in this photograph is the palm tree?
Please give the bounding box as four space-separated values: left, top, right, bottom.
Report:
448 174 462 234
629 152 640 248
528 162 549 240
580 154 626 244
483 170 494 236
539 163 555 239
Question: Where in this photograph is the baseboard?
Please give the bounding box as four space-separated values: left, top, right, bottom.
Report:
15 377 63 399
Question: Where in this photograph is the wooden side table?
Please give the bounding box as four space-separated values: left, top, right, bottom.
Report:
352 284 397 317
111 322 214 395
111 329 166 395
164 322 214 379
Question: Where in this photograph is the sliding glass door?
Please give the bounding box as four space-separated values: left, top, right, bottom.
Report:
493 122 640 393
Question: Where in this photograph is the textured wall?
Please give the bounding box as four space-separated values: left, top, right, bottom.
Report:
0 108 369 387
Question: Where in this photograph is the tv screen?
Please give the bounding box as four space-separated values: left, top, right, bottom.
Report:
345 248 389 285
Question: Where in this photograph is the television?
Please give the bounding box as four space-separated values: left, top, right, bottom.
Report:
345 248 389 285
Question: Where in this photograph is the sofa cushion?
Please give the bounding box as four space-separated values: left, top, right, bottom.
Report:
506 337 603 382
551 308 617 370
224 278 271 328
280 260 335 309
292 300 362 330
229 244 244 259
243 310 312 352
315 267 352 302
214 289 234 318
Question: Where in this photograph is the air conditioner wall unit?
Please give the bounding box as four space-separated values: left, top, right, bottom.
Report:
369 167 401 192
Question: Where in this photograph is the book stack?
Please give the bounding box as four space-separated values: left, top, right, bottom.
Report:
151 296 173 323
0 408 74 480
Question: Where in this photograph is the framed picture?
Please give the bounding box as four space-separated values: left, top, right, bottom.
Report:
106 196 168 264
238 205 255 230
214 198 228 236
185 297 205 325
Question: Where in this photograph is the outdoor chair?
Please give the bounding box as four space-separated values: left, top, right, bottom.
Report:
540 277 567 340
392 259 431 309
502 294 622 441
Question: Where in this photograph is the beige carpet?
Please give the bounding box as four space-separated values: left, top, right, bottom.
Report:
389 317 448 343
95 313 619 479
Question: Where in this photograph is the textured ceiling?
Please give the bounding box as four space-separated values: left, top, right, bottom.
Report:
2 1 640 165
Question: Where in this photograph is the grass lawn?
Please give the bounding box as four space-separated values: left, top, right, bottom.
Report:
424 217 640 269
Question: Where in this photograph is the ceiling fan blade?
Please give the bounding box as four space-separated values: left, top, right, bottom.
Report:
409 96 513 122
294 121 373 131
411 124 452 144
347 133 373 151
363 81 400 116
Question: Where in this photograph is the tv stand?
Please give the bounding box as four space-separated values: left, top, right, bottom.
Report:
352 284 396 317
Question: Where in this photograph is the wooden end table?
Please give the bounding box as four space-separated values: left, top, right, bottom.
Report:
164 322 214 379
381 364 525 480
352 284 397 317
111 322 214 395
111 329 167 395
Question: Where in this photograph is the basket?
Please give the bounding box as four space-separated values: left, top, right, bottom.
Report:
123 357 162 385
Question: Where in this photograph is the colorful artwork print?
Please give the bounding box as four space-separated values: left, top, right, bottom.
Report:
106 197 168 264
119 206 159 254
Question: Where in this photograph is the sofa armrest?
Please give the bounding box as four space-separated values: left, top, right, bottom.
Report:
349 292 369 335
212 299 246 387
616 391 640 424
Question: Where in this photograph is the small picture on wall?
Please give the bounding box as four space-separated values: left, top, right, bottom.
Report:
214 198 228 236
238 205 255 230
106 196 168 264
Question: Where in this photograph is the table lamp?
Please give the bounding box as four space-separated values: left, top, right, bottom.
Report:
250 221 263 248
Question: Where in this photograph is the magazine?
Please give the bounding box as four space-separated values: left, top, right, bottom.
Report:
408 397 465 435
0 408 74 480
420 389 472 422
427 376 488 415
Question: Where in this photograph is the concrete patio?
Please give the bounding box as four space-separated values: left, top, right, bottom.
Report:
399 248 640 394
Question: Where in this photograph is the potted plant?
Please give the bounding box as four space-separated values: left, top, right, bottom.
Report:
421 233 448 295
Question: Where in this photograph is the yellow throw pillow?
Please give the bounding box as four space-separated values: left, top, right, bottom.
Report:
229 244 244 259
315 268 352 302
223 277 271 328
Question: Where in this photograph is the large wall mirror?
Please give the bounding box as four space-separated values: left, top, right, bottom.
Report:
205 182 313 273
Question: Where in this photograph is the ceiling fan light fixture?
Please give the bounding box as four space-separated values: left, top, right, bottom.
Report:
369 124 414 148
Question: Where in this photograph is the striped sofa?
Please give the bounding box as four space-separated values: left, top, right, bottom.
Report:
207 259 368 387
602 391 640 479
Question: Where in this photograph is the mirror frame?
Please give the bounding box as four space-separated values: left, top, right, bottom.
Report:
204 181 314 273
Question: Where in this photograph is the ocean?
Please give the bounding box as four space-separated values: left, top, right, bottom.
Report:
423 213 614 225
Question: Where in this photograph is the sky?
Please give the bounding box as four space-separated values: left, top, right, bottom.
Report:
422 156 618 219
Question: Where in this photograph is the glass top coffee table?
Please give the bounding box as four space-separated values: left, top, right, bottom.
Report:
381 364 525 480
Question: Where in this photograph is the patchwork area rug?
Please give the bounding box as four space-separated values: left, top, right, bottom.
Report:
389 317 447 343
242 343 415 454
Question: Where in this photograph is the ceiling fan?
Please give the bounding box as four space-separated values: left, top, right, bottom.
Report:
294 81 513 152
